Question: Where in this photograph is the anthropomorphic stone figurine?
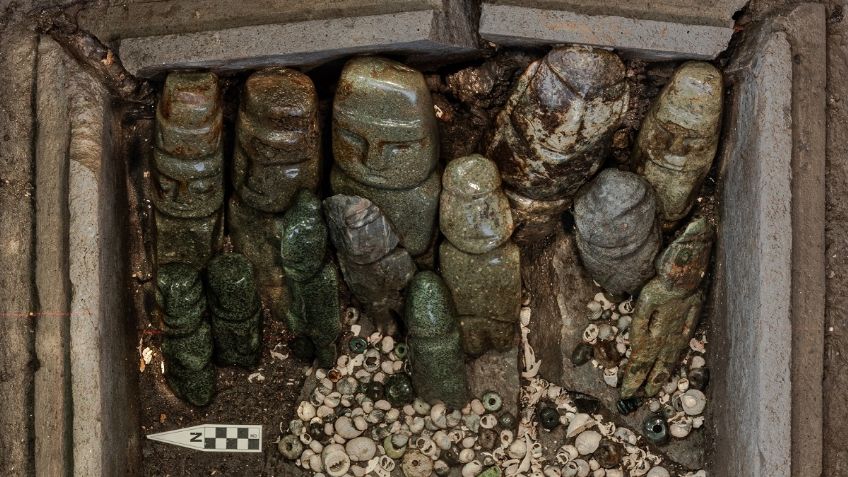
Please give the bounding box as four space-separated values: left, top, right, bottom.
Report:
439 154 521 355
620 217 714 398
153 72 224 268
404 271 468 408
207 253 262 367
280 190 341 368
633 62 723 228
324 194 416 335
574 169 661 297
487 46 629 244
330 56 441 263
157 263 215 406
228 67 320 321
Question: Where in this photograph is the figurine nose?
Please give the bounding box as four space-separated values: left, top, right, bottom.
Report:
364 143 391 171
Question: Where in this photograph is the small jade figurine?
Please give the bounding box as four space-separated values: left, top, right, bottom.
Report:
157 263 215 406
153 72 224 268
620 217 713 398
574 169 661 297
229 67 320 320
438 154 521 355
280 190 341 368
633 62 723 227
324 194 416 335
330 56 441 261
404 271 468 408
207 253 262 367
487 46 629 243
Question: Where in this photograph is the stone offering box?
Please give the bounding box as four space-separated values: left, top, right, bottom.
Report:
15 1 825 476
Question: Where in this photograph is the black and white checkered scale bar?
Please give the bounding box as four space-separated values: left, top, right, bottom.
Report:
203 425 261 451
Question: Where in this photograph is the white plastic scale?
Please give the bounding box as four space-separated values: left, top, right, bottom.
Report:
147 424 263 453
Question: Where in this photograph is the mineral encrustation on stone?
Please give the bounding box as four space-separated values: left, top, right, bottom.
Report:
439 154 521 355
632 62 723 227
157 262 215 406
207 253 262 367
153 72 224 268
574 168 661 297
228 67 321 321
330 56 441 261
487 46 629 244
620 217 714 398
324 194 416 335
280 190 341 368
404 271 468 408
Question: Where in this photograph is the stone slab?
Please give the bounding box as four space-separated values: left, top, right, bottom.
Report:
466 348 520 417
479 3 735 60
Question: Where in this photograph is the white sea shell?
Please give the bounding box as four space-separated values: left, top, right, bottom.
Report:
589 458 600 470
470 399 486 415
648 400 661 413
433 430 451 450
462 460 484 477
379 454 396 471
646 466 670 477
677 378 690 392
375 399 392 411
583 324 599 344
594 293 613 310
597 421 615 437
692 416 705 429
575 430 602 455
434 460 450 475
606 470 624 477
545 465 563 477
409 416 425 433
618 299 634 315
317 405 334 419
381 360 395 374
598 324 615 341
560 444 579 461
297 401 316 421
447 409 462 428
613 427 637 445
690 356 706 369
669 417 693 438
346 436 377 461
321 443 351 477
363 348 381 372
603 367 619 387
335 416 363 439
480 414 498 429
430 402 448 428
386 408 401 424
681 389 707 415
507 437 526 458
689 338 706 353
520 307 532 326
566 413 596 438
459 448 475 463
462 436 476 449
501 429 515 448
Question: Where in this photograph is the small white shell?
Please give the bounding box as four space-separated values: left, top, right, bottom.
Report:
566 413 596 438
470 399 485 415
646 466 671 477
690 356 706 369
345 436 377 462
618 299 634 315
613 427 637 445
545 465 563 477
430 402 448 428
334 416 363 440
689 338 706 353
598 324 615 341
379 454 396 471
462 460 484 477
380 336 394 354
433 430 451 451
681 389 707 415
520 307 532 326
669 417 693 439
297 401 316 421
606 470 624 477
317 405 334 419
480 414 498 429
603 367 619 387
692 416 705 429
459 448 475 464
507 437 526 459
597 421 615 437
594 292 613 310
583 324 599 344
501 429 515 448
321 443 351 477
575 430 602 455
677 378 690 392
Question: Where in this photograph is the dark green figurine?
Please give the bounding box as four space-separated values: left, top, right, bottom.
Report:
207 253 262 367
280 190 341 369
404 271 468 408
157 263 215 406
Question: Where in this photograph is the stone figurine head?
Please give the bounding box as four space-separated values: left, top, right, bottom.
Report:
280 190 329 281
440 154 514 254
206 254 260 316
332 57 438 190
323 194 400 265
156 262 206 333
154 72 224 219
235 67 320 211
655 217 714 291
404 271 458 339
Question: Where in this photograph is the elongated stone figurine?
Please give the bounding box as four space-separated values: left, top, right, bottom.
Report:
280 190 341 368
574 169 661 297
229 67 320 321
620 217 713 398
633 62 723 227
404 271 468 408
439 154 521 355
330 57 441 261
207 254 262 367
153 72 224 268
487 46 629 243
157 263 215 406
324 194 416 335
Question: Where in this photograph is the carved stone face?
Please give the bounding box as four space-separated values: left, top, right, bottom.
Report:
280 190 328 281
656 217 713 292
333 57 438 190
324 194 399 265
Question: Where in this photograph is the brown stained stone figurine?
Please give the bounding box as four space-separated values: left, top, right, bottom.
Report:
620 217 714 398
487 46 629 244
324 194 416 335
330 57 441 261
228 67 320 321
633 62 723 227
153 72 224 268
439 155 521 355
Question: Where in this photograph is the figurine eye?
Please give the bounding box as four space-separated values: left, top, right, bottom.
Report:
337 127 366 154
158 175 177 193
189 179 214 195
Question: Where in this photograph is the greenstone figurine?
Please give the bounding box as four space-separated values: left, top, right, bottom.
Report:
439 155 521 355
153 72 224 268
157 262 215 406
633 62 723 227
404 271 468 408
229 67 321 321
324 194 416 335
207 253 262 367
620 217 714 398
330 56 441 261
280 190 341 369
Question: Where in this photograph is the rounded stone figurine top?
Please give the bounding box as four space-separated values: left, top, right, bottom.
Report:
280 190 329 281
156 72 223 157
156 262 206 331
405 271 457 338
654 62 723 134
440 154 514 254
573 169 657 251
332 56 438 190
206 254 259 315
655 217 714 291
324 194 400 265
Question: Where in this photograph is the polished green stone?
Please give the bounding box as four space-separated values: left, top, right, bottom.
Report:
207 253 262 367
478 466 503 477
385 373 415 406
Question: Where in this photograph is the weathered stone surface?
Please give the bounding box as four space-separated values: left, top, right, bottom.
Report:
573 169 661 297
153 72 224 268
157 263 216 406
620 218 713 398
229 67 320 321
324 194 416 335
331 56 441 257
404 271 468 408
633 61 723 226
207 254 262 367
280 190 341 368
466 349 520 418
504 189 570 245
